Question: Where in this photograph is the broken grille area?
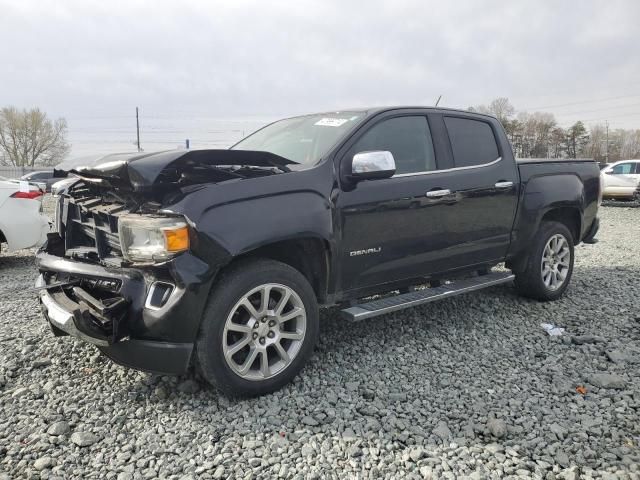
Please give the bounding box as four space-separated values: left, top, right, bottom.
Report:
63 196 127 264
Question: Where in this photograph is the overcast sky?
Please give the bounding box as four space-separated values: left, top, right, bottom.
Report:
1 0 639 140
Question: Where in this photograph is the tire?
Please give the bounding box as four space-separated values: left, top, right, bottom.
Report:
514 221 575 301
196 258 319 396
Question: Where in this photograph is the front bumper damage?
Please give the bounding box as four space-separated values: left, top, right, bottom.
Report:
36 235 216 375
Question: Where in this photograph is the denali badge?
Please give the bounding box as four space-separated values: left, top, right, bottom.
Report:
350 247 382 257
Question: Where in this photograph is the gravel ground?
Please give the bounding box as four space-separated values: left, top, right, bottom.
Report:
0 202 639 480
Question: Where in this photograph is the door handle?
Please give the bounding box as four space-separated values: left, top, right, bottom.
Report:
494 181 514 189
426 189 451 198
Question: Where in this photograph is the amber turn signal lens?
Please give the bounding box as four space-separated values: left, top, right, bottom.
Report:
164 226 190 252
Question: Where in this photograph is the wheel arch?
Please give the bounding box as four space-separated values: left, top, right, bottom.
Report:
507 205 582 273
540 206 582 244
223 236 331 304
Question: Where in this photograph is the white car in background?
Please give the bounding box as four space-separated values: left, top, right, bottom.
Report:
0 177 49 251
600 160 640 199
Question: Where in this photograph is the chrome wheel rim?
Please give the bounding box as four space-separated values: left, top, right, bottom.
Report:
222 283 306 381
541 234 571 291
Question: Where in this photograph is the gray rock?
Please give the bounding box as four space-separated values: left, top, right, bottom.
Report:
70 431 99 447
11 386 30 398
342 428 357 441
606 349 638 364
485 443 504 454
433 421 452 440
47 421 70 436
301 415 318 426
571 335 605 345
345 381 359 391
556 451 570 467
212 466 225 479
34 457 53 470
549 422 567 440
301 444 314 456
487 418 507 438
409 447 425 462
177 379 199 394
32 358 52 368
154 386 168 399
348 446 363 458
387 392 407 402
588 373 626 389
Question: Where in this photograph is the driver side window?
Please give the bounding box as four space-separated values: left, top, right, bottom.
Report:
349 116 436 175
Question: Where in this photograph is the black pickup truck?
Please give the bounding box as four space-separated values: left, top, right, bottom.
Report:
37 107 601 396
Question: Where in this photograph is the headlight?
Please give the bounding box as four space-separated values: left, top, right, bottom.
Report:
118 215 190 263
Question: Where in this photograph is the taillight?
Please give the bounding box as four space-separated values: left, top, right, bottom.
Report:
11 190 43 200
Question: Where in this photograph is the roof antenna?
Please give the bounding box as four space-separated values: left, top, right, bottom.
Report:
434 95 442 107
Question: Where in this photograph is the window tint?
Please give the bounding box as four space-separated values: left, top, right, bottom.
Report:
612 163 634 174
444 117 499 168
349 116 436 175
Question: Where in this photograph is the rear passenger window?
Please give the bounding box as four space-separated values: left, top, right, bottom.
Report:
444 117 500 168
349 116 436 175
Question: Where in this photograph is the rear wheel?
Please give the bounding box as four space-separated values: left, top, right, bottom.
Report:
196 259 319 396
514 221 574 301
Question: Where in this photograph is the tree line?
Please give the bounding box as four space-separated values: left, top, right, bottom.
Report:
469 98 640 162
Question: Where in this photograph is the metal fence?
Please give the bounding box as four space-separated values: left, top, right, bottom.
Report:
0 165 52 179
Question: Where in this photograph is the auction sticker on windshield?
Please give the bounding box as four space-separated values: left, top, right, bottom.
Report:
315 118 349 127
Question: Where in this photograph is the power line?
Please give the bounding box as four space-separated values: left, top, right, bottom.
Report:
521 93 640 111
551 102 640 117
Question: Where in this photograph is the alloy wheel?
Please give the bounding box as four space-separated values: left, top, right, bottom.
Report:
541 234 571 291
222 283 306 381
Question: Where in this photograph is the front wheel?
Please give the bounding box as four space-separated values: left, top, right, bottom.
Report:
514 221 575 301
196 259 319 396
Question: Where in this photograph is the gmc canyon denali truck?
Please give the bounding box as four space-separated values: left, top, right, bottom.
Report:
37 107 601 396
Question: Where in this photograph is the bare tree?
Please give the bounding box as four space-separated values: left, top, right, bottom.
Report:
0 107 70 167
487 97 515 124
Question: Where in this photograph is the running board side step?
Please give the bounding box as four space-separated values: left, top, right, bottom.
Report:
341 271 515 321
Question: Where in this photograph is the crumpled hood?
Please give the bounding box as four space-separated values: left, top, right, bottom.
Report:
54 149 296 192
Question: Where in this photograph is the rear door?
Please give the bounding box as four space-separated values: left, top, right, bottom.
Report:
432 114 519 267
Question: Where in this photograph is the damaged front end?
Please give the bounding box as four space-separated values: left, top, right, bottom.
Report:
37 149 284 374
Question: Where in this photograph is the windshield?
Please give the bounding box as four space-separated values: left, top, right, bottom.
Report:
232 112 365 165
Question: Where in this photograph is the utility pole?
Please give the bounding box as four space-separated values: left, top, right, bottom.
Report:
136 107 141 152
605 120 609 164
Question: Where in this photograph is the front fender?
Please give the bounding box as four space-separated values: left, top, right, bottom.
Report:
197 191 334 257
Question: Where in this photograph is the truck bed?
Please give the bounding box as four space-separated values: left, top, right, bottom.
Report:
516 157 595 164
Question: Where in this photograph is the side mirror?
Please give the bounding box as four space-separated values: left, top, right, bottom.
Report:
603 169 613 175
350 151 396 181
